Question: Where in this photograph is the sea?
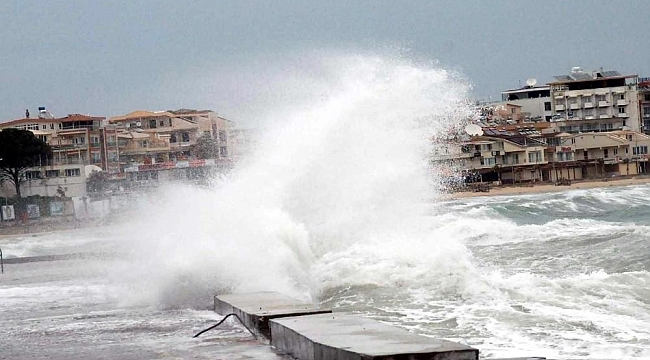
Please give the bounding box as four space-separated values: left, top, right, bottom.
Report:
1 55 649 359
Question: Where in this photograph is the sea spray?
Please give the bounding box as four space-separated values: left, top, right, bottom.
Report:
112 54 475 308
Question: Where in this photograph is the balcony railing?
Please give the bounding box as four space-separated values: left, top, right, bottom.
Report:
598 101 610 107
583 102 594 108
618 113 629 118
616 99 629 106
555 104 566 111
569 103 580 110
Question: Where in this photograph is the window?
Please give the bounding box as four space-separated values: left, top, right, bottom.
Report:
92 152 101 163
108 151 118 162
619 94 625 100
571 138 576 144
645 94 650 101
604 149 609 158
614 148 618 155
528 151 542 163
512 153 519 164
644 107 650 116
181 132 190 142
159 120 165 127
633 146 648 155
220 146 228 157
170 134 177 143
141 140 148 148
65 168 81 177
50 123 54 129
41 124 46 130
25 170 41 180
58 123 62 129
619 107 626 113
544 102 552 111
149 119 157 128
558 152 573 161
45 170 60 178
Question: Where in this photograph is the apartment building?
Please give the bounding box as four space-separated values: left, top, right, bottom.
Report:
109 109 231 163
434 125 650 187
0 111 120 197
548 67 640 133
639 77 650 134
108 109 233 187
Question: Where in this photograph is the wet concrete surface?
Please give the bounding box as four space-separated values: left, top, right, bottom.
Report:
0 257 289 360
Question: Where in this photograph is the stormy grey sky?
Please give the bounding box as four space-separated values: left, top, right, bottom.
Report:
1 0 649 125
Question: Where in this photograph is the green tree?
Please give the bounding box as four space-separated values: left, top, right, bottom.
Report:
0 128 51 197
193 133 219 159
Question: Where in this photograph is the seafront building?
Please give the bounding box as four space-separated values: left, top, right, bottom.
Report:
548 68 641 134
441 68 650 186
0 107 235 199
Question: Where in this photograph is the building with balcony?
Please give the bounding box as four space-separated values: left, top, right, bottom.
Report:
548 67 641 134
108 109 232 164
639 77 650 134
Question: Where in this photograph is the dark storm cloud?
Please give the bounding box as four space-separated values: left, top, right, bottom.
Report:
1 0 649 125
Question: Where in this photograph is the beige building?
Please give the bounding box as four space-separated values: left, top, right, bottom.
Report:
548 68 641 133
109 109 232 164
434 125 650 186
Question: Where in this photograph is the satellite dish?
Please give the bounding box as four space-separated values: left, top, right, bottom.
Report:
465 124 484 136
525 78 537 87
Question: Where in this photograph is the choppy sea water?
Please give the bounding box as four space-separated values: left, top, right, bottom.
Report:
1 184 649 359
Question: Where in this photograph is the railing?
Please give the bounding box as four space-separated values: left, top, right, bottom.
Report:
1 248 3 274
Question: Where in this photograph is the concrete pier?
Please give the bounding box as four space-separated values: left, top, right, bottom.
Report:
214 292 332 338
270 312 478 360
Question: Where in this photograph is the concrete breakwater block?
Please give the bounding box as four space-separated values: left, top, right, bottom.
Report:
214 292 332 338
270 313 479 360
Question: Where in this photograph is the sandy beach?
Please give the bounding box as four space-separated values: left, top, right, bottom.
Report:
445 175 650 200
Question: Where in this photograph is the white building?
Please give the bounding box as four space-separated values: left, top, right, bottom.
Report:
548 68 640 134
501 83 553 122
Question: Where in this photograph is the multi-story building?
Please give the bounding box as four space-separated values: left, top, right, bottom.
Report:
108 109 233 187
548 67 640 134
0 112 118 168
108 109 232 164
434 126 650 187
0 110 121 198
639 77 650 134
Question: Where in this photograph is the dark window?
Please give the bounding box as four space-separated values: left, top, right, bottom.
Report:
182 132 190 142
170 134 177 143
544 102 551 111
149 119 157 128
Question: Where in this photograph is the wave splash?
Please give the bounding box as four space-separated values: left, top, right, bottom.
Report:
114 54 474 308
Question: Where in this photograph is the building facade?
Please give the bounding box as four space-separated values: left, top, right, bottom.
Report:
548 68 641 134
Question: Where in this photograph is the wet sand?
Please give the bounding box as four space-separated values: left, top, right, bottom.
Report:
444 176 650 200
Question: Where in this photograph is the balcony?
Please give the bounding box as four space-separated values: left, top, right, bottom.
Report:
569 103 580 110
599 114 612 119
555 104 566 111
617 99 629 106
598 101 610 107
585 115 596 120
618 113 629 118
583 102 594 108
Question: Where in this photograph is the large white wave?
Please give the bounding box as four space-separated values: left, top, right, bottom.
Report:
110 54 474 308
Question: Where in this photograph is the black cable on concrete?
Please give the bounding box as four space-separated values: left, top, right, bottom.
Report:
193 313 257 339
